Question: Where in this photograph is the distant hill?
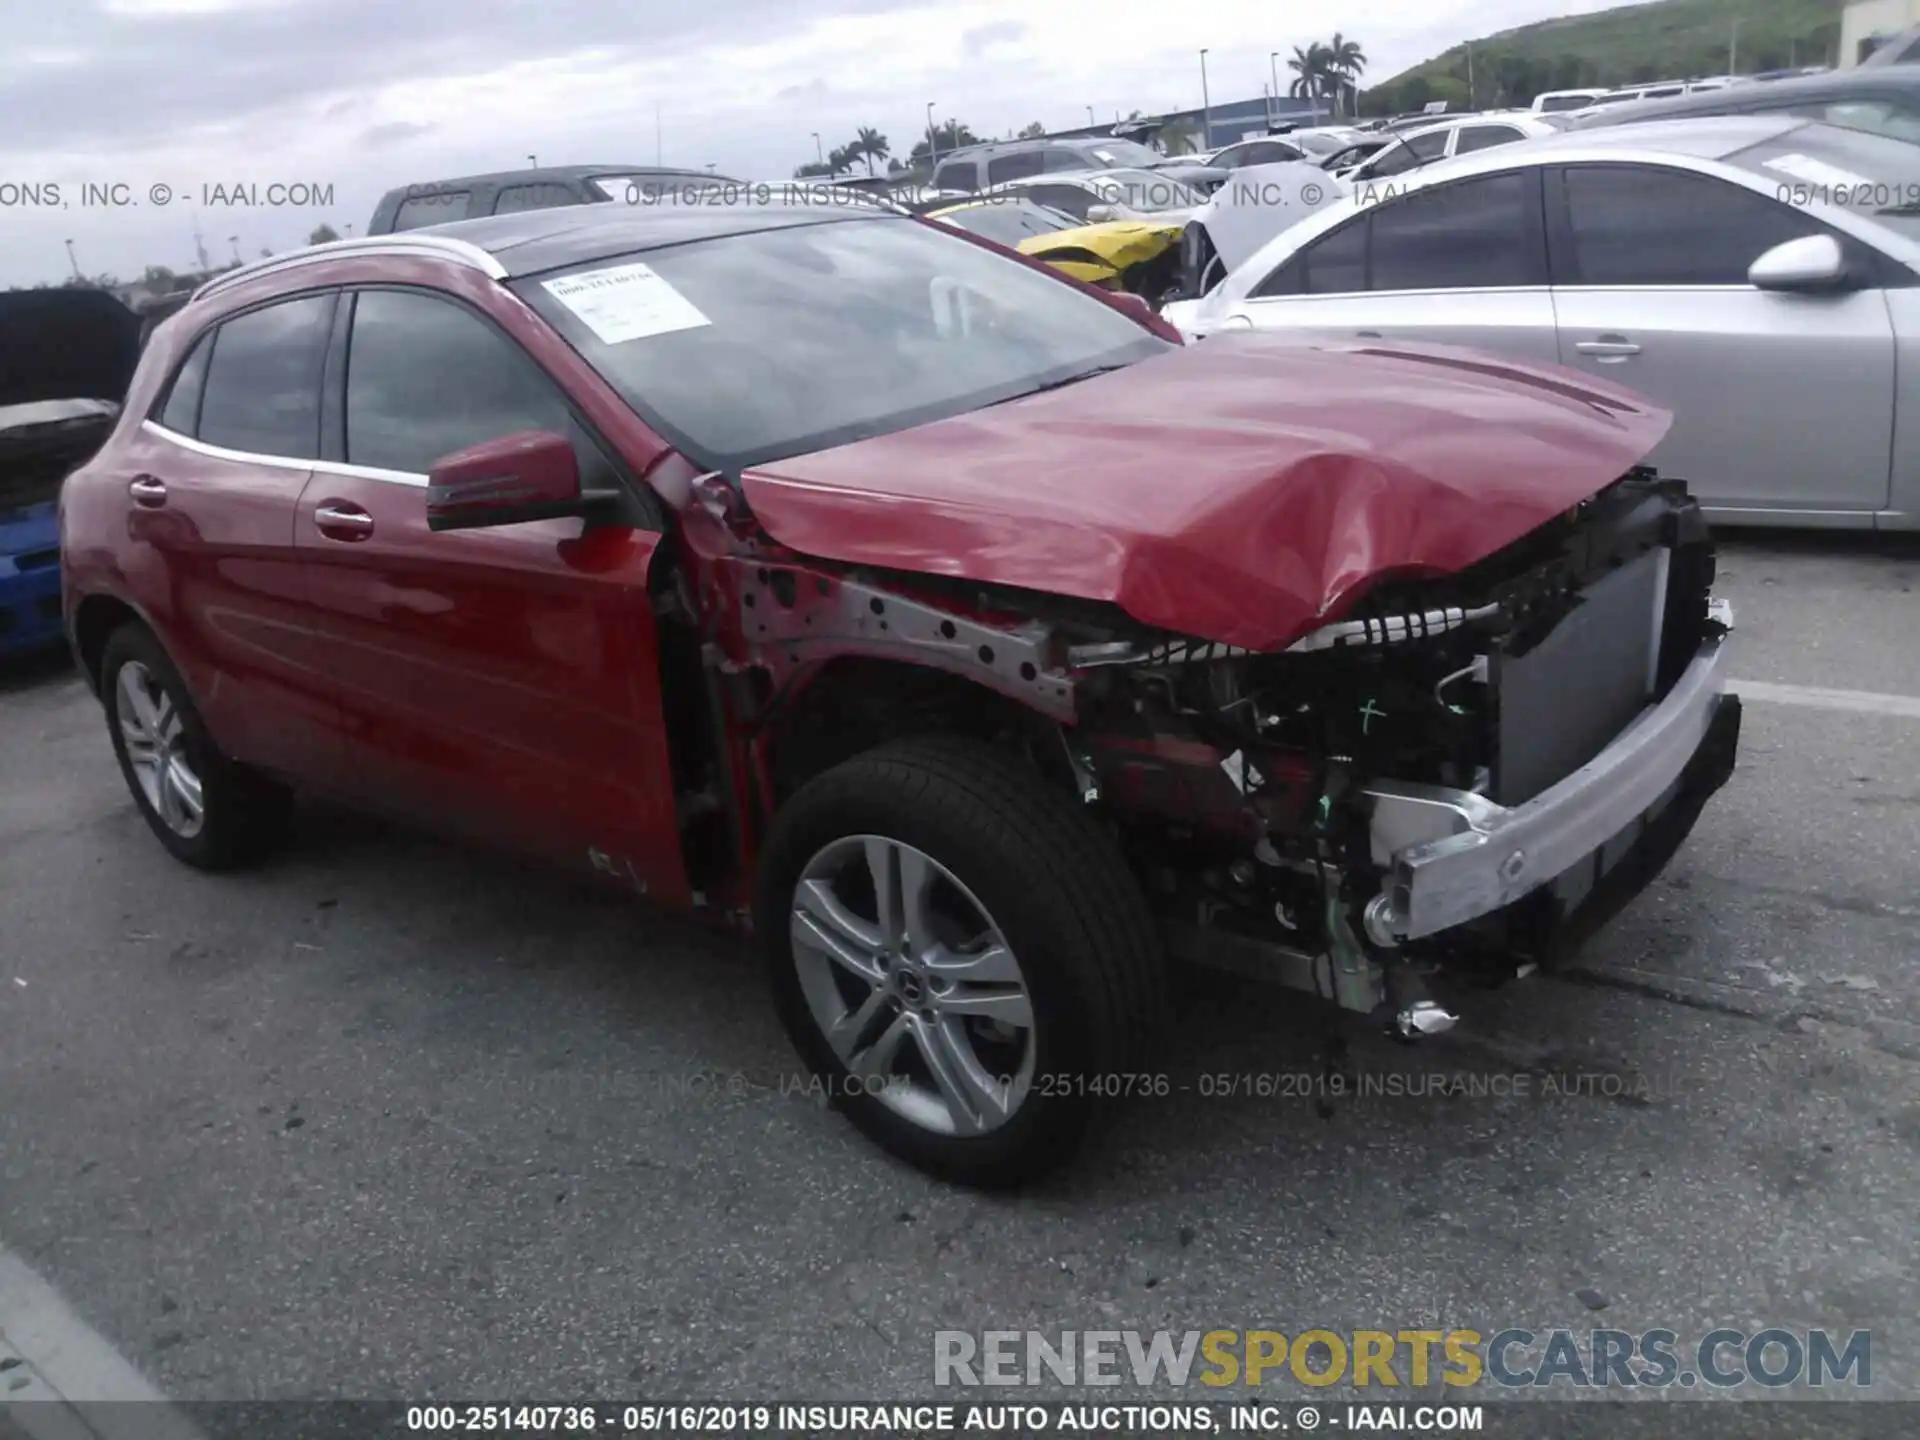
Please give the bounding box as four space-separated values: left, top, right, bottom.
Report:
1361 0 1843 115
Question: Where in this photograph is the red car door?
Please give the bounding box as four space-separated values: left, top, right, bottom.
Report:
293 286 689 905
110 293 343 776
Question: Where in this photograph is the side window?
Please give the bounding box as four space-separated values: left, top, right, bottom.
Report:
343 289 572 475
1557 165 1821 285
1303 217 1368 293
196 295 332 459
1251 215 1367 297
492 183 581 215
391 190 472 230
1246 141 1304 165
1363 134 1443 178
156 330 214 435
1025 184 1095 219
1453 125 1524 154
931 161 977 193
1371 173 1534 291
986 151 1046 185
1041 148 1092 173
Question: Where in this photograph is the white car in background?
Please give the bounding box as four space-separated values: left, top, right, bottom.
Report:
1162 115 1920 530
1335 112 1568 181
1180 160 1353 294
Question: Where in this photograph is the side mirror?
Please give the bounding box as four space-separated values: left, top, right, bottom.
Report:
426 429 584 532
1085 203 1118 222
1749 233 1850 292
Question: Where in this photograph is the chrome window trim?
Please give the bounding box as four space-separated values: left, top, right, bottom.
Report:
191 235 508 304
1242 284 1555 303
141 419 428 487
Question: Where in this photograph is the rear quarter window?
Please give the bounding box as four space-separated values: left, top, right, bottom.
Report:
931 161 978 193
391 190 473 230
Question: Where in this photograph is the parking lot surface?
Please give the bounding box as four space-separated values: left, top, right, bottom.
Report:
2 535 1917 1427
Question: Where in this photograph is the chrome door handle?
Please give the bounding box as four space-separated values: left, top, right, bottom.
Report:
313 502 375 541
129 476 167 507
1574 337 1640 359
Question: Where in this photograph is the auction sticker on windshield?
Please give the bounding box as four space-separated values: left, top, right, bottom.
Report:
1762 153 1874 192
541 262 711 344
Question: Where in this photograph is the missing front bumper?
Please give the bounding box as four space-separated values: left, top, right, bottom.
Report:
1363 626 1737 945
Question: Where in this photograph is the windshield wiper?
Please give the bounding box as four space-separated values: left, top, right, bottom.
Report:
992 363 1135 405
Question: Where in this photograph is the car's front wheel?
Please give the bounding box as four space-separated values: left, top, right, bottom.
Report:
101 623 291 869
756 735 1166 1187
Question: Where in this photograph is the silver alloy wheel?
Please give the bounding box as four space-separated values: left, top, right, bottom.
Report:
791 835 1036 1137
115 661 205 839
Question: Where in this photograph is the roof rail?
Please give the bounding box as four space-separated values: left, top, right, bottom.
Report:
191 233 508 303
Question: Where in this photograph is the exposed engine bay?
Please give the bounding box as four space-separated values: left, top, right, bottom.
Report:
1058 469 1730 1032
727 468 1738 1041
0 400 121 513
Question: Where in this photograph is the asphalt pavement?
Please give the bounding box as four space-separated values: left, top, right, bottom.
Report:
1 534 1917 1432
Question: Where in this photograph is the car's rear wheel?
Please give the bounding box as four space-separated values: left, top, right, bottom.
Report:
101 623 290 869
756 735 1166 1187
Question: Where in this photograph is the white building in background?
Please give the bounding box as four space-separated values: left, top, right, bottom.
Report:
1840 0 1920 64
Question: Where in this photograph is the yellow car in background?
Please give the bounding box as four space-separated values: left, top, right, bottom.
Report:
927 198 1184 307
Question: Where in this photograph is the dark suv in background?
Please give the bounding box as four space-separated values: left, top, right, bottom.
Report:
367 164 743 234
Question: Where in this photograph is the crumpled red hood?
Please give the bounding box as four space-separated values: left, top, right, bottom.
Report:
740 333 1671 651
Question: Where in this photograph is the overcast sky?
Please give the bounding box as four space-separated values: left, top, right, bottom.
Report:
0 0 1629 287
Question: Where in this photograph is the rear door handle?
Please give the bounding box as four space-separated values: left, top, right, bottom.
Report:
1574 336 1640 360
129 475 167 508
313 501 375 542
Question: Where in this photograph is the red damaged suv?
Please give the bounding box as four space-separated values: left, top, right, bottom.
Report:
61 198 1739 1185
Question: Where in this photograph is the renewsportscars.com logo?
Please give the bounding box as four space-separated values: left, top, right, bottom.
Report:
933 1328 1872 1390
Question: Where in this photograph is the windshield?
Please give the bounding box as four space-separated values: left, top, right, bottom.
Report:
1082 139 1164 167
1729 126 1920 241
1538 93 1600 112
934 200 1079 245
516 214 1167 470
1090 169 1201 212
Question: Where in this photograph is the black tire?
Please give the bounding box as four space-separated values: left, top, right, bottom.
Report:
100 623 291 870
755 735 1167 1187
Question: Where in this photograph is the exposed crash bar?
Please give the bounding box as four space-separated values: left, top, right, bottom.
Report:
1364 619 1734 941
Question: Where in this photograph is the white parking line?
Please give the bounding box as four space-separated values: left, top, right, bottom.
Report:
1729 678 1920 721
0 1245 205 1440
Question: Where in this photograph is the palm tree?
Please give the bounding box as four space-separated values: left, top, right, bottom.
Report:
1324 33 1368 116
1287 43 1332 106
827 143 855 176
855 126 889 176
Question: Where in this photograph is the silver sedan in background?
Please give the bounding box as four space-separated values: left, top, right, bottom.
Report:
1164 117 1920 530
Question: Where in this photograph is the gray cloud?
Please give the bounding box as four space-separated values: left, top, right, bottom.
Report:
359 119 438 146
961 19 1024 57
0 0 904 156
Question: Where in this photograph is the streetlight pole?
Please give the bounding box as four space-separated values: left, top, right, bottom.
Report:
1086 104 1096 126
812 132 824 164
1729 17 1741 73
1199 49 1212 152
64 239 80 280
1270 51 1280 123
926 101 938 169
527 153 538 168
